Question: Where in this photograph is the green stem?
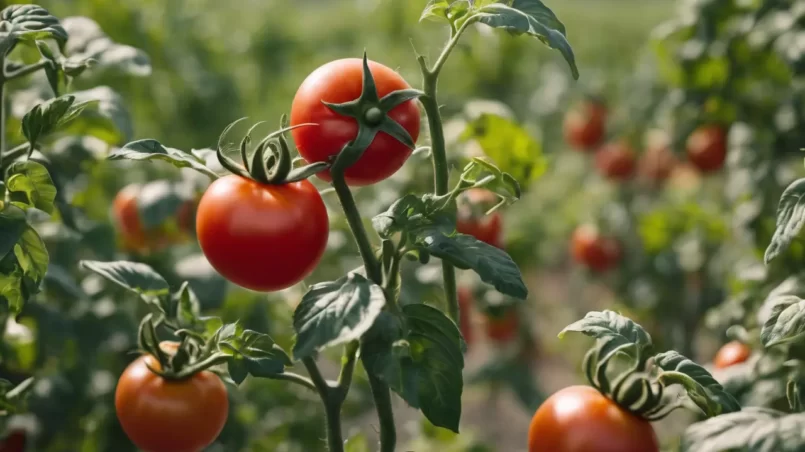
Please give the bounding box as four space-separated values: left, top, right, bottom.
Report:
331 172 383 285
367 371 396 452
304 357 344 452
4 60 49 81
417 17 477 323
335 341 359 403
0 57 6 166
272 372 317 392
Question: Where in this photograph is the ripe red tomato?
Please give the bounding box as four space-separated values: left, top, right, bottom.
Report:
0 430 26 452
714 341 751 369
686 125 727 173
563 101 606 151
595 141 636 181
290 58 421 186
485 309 518 343
456 189 503 248
528 385 659 452
638 142 677 184
115 344 229 452
457 286 474 346
112 184 194 253
195 175 328 292
571 224 621 272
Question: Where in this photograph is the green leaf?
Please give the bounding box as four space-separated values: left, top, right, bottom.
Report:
21 95 91 148
79 260 169 297
362 304 465 432
14 226 48 288
0 205 27 260
412 227 527 299
62 87 132 144
655 351 742 417
681 408 805 452
220 329 288 384
766 179 805 264
0 5 67 48
460 114 545 184
0 270 24 314
109 139 219 180
559 310 654 362
5 160 56 214
421 1 451 22
62 16 151 77
372 195 427 238
476 1 579 79
174 281 201 328
292 273 386 359
760 296 805 348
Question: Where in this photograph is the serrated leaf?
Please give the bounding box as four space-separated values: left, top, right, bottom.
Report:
765 178 805 264
655 351 742 417
372 195 427 238
559 310 653 362
79 260 169 296
362 304 465 432
220 329 287 382
476 1 578 79
62 16 151 77
14 226 48 287
109 139 218 180
0 270 24 314
460 114 545 184
292 273 386 359
174 281 201 328
5 160 56 214
0 205 27 260
63 87 132 144
21 95 89 148
0 5 67 48
760 296 805 348
412 227 527 299
420 1 451 22
681 408 805 452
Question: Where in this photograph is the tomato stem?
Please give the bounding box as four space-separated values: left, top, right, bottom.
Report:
416 17 478 324
367 371 396 452
303 357 344 452
0 56 6 167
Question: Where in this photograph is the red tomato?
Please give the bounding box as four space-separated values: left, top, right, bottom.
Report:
563 101 607 151
595 141 636 181
195 175 328 292
638 142 677 184
686 125 727 173
528 385 659 452
456 189 503 248
714 341 751 369
457 286 474 346
485 309 518 343
0 430 26 452
571 224 621 272
112 184 193 253
115 344 229 452
290 58 421 186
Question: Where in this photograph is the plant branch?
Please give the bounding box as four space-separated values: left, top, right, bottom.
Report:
303 357 344 452
335 341 359 402
5 60 49 81
416 17 479 324
331 171 383 285
367 371 396 452
272 372 317 392
0 56 5 164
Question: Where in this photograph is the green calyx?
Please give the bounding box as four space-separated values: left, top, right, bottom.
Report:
215 116 328 185
137 313 228 381
581 342 676 421
324 52 424 176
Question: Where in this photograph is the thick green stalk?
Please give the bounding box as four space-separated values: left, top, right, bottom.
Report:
331 172 383 285
0 57 6 163
303 357 344 452
418 17 478 323
367 372 396 452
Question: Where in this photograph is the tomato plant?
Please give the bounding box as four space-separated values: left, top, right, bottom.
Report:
594 140 636 181
563 100 606 152
528 385 659 452
570 224 621 272
113 183 194 253
290 58 421 186
115 342 229 452
456 188 503 248
196 175 328 292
